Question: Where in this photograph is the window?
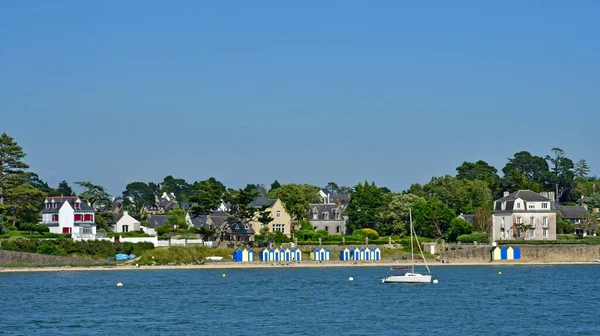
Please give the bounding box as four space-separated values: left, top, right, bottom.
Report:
75 202 80 209
542 203 548 209
517 217 522 224
52 203 57 209
45 203 49 209
529 228 535 238
530 217 535 226
516 203 521 209
276 211 281 218
313 211 318 220
528 204 535 209
122 225 129 233
313 226 317 231
542 228 548 238
84 214 92 222
325 226 329 233
323 212 329 220
52 214 59 221
81 227 93 235
542 217 548 228
74 214 82 221
335 211 341 220
336 226 340 233
272 224 285 233
501 217 505 229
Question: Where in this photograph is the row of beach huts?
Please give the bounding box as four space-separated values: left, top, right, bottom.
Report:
490 245 522 261
231 247 383 262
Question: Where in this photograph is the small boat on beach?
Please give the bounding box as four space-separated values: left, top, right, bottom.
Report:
382 208 432 284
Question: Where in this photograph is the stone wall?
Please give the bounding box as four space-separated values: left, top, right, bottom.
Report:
439 244 600 262
0 250 101 265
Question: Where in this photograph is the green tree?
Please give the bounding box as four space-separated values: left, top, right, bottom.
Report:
499 170 542 193
188 178 226 216
270 180 282 192
346 181 385 231
123 182 155 216
324 182 339 194
160 175 191 202
545 148 575 202
28 173 51 193
75 181 112 210
447 217 474 242
472 206 493 241
411 198 456 238
56 180 74 196
380 193 425 236
167 207 188 230
0 133 46 227
579 212 599 236
502 151 551 188
574 159 590 178
456 160 501 195
584 192 600 209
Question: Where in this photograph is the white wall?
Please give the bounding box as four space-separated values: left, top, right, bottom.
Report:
115 212 141 233
119 236 158 245
58 202 74 233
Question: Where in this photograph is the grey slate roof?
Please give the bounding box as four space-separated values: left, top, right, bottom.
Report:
147 215 170 228
248 184 277 207
189 214 208 228
310 204 344 221
329 194 350 204
209 211 230 227
42 196 94 213
496 190 551 202
226 219 255 236
556 206 589 219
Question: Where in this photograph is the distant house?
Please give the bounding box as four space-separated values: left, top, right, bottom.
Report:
225 219 255 242
309 204 347 235
146 215 170 230
40 196 97 238
458 213 475 224
248 185 292 237
112 211 141 233
556 205 595 236
492 190 556 242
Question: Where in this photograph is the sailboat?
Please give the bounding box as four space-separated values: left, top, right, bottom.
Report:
382 208 432 284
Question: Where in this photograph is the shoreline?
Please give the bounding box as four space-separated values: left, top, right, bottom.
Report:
1 260 599 273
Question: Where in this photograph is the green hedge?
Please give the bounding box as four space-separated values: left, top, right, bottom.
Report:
0 237 155 258
457 232 488 244
497 238 600 245
0 231 70 239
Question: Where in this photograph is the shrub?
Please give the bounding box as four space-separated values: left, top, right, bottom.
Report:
1 236 38 253
457 232 488 243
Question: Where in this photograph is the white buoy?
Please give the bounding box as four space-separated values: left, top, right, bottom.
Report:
433 279 439 284
349 277 354 281
222 273 226 278
117 282 123 287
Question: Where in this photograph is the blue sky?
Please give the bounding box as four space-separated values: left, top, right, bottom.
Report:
1 0 599 196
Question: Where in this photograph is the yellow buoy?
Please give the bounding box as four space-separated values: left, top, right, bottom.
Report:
498 271 502 275
222 274 226 278
117 282 123 287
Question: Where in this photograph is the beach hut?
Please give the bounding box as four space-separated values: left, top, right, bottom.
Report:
248 249 255 262
284 248 291 261
507 246 514 260
349 248 355 260
232 249 243 262
500 246 508 260
268 248 275 261
324 248 331 261
312 248 321 261
374 248 381 261
513 246 521 260
340 248 350 261
368 248 375 260
353 248 360 260
359 248 366 260
279 248 286 261
290 248 301 261
490 246 501 261
296 249 302 261
260 249 269 261
241 249 249 262
365 248 371 260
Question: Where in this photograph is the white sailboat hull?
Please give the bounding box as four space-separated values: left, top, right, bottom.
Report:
383 273 432 284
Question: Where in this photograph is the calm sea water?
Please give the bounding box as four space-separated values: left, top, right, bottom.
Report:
1 265 600 335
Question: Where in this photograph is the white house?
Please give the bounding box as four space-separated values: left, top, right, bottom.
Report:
492 190 556 242
40 196 96 237
113 211 141 233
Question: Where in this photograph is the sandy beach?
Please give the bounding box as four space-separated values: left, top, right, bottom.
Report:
1 260 599 273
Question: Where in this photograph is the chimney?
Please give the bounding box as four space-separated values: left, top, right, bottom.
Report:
123 211 129 216
503 191 509 197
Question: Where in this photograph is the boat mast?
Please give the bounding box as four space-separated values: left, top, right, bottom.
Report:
410 208 414 274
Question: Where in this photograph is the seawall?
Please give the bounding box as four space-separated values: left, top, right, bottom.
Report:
0 250 102 265
439 244 600 262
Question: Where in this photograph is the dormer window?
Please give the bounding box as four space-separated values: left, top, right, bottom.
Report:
335 211 341 219
323 212 329 220
528 204 535 209
45 203 50 209
542 203 548 209
313 211 318 220
75 202 81 209
516 203 521 209
53 203 57 209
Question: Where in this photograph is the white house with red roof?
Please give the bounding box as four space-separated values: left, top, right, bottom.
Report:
40 196 97 237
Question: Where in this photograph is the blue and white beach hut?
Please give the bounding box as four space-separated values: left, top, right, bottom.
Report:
325 248 331 260
500 246 508 260
268 248 275 261
279 248 286 261
247 249 254 262
312 248 321 261
260 249 269 261
284 248 291 261
374 248 381 260
353 248 360 260
340 248 350 261
359 248 366 260
232 249 243 262
349 248 355 260
294 249 302 261
368 248 375 260
513 246 521 260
